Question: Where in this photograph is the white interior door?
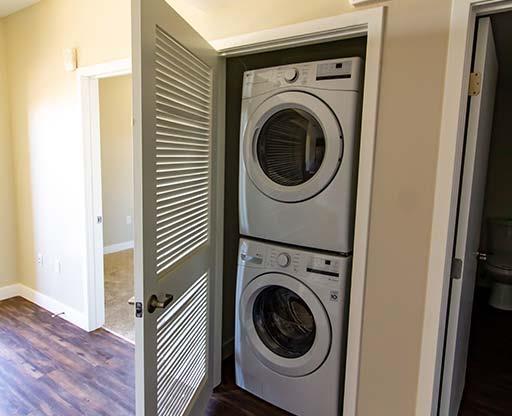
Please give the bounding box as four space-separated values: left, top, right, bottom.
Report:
132 0 224 414
440 17 498 416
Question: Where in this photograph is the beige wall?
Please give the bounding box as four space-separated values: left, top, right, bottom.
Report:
99 75 134 248
4 0 130 312
167 0 452 414
0 19 17 286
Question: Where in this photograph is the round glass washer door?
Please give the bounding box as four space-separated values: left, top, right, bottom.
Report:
240 273 331 377
243 91 343 203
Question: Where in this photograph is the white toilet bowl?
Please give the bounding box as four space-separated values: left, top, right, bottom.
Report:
486 254 512 311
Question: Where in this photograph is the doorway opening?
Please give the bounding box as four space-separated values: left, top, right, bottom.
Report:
79 59 134 341
98 74 135 342
422 5 512 415
442 11 512 415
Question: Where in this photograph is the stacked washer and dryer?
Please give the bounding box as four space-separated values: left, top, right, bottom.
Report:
235 57 363 416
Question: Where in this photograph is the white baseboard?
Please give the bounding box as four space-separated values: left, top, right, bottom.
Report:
0 283 89 331
0 283 22 301
104 240 134 255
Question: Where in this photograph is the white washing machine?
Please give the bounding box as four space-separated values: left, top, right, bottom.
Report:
239 58 363 253
235 238 351 416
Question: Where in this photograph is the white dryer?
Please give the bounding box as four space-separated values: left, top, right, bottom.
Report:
235 238 351 416
239 58 363 253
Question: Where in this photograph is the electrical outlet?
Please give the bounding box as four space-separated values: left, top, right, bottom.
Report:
54 259 61 274
37 253 44 266
126 215 132 225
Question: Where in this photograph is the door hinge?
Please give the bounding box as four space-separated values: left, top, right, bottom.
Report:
468 72 481 96
451 257 463 280
97 216 103 224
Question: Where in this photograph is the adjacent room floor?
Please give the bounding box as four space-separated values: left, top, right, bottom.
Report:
459 287 512 415
104 248 134 342
0 297 289 416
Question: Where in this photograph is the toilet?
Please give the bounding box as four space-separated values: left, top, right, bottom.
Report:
486 218 512 311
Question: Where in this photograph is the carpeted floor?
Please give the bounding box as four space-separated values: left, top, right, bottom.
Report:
104 249 135 342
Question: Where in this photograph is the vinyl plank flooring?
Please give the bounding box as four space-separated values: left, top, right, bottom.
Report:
205 357 291 416
0 297 294 416
0 297 135 416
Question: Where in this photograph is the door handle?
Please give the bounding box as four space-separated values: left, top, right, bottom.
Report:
148 293 174 313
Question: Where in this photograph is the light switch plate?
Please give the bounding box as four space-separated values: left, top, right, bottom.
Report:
63 48 77 72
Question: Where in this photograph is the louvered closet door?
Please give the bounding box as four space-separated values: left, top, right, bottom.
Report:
132 0 224 415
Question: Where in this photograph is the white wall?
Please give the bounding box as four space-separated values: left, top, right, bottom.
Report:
0 18 17 287
99 75 134 249
4 0 130 313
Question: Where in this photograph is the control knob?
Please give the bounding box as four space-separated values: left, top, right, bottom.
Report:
277 253 291 268
283 68 298 83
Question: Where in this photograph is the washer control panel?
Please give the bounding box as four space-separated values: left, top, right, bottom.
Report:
239 238 347 282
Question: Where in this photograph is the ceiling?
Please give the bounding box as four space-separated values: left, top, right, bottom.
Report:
0 0 40 18
165 0 354 41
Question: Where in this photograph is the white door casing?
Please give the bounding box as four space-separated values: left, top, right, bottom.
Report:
439 17 498 416
132 0 224 414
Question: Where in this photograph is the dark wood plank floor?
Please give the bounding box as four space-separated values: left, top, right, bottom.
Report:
206 356 291 416
0 297 135 416
459 288 512 415
0 297 290 416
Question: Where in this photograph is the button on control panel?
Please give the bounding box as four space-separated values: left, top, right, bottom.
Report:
306 256 340 281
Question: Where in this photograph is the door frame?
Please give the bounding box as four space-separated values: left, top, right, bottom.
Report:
78 58 132 332
77 7 385 411
417 1 512 414
211 7 384 416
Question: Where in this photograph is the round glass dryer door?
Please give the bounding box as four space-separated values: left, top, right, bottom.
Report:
243 91 343 203
240 273 331 377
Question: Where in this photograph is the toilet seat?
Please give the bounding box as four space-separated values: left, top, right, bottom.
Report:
486 254 512 286
487 254 512 272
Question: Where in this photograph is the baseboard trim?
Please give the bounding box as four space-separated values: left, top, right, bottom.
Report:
222 337 234 360
0 283 89 331
0 283 22 301
104 240 134 255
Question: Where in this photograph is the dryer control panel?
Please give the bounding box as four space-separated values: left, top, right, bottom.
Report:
238 238 350 283
242 57 363 99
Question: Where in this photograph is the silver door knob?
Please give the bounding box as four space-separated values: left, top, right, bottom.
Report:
148 293 174 313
